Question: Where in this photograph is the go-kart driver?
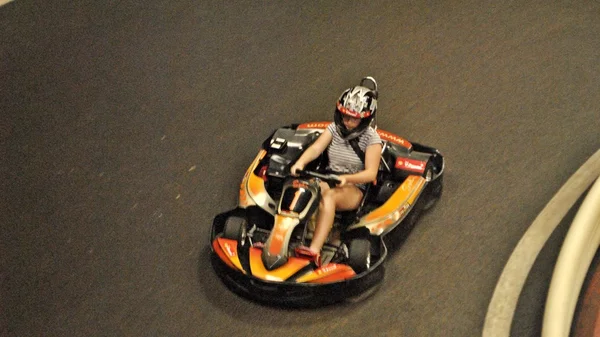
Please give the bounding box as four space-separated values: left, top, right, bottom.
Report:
290 80 382 266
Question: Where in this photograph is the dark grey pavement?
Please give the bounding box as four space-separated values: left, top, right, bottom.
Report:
2 1 599 336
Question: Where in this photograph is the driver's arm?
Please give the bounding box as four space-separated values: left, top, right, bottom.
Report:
291 129 333 173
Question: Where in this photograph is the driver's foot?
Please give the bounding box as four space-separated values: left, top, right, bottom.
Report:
295 246 321 267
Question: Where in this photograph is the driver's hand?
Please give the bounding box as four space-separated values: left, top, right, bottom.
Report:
337 175 348 187
290 163 303 176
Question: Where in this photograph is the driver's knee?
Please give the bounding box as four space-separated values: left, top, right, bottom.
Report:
320 189 336 212
321 187 335 202
333 187 362 210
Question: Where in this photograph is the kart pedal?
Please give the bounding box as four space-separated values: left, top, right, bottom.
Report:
337 243 349 260
320 250 335 266
321 243 347 265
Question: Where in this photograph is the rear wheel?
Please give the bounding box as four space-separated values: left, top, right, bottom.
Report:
222 216 248 247
348 238 371 274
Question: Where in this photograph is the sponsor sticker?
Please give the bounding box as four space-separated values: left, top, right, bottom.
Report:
316 264 338 275
336 102 371 118
298 122 331 129
377 130 411 147
396 158 426 173
401 176 418 191
292 180 309 189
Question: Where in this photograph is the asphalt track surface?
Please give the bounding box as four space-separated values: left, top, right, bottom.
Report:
1 1 599 336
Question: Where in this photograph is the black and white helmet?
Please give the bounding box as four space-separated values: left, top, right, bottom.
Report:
334 77 378 139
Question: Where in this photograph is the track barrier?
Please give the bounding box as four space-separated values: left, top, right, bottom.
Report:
483 149 600 337
542 176 600 337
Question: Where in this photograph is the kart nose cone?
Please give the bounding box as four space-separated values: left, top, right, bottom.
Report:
263 251 287 270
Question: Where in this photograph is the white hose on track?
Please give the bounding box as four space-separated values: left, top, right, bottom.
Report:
483 149 600 337
542 175 600 337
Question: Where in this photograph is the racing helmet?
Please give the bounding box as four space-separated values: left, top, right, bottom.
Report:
334 77 378 139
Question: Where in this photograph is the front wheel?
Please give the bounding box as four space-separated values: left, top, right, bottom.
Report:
222 216 248 247
348 238 371 274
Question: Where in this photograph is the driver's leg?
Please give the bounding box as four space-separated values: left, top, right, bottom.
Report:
309 185 363 254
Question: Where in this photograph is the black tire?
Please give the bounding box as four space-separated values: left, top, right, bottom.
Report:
222 216 248 247
348 238 371 274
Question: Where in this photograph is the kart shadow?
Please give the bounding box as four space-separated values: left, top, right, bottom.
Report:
382 209 425 258
384 216 419 257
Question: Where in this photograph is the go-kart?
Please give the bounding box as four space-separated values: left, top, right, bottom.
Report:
210 119 444 307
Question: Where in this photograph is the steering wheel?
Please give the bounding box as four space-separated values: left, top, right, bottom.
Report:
295 169 341 185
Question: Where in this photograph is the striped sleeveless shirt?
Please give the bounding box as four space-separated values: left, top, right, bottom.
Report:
326 123 381 175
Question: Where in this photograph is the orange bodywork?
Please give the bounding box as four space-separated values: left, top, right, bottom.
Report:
248 247 356 283
295 264 356 283
239 150 275 212
213 238 245 273
247 172 266 200
268 215 299 256
249 247 310 281
358 175 426 235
